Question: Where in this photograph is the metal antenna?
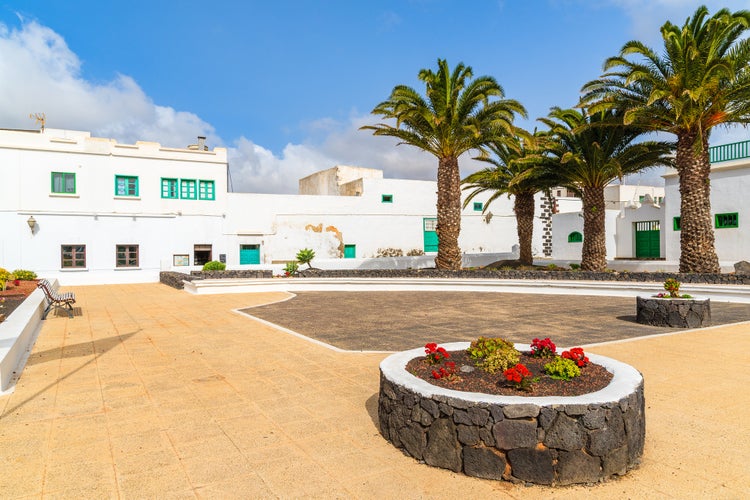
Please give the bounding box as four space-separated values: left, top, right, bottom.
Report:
29 113 46 131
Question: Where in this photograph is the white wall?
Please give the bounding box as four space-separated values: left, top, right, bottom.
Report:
551 210 619 262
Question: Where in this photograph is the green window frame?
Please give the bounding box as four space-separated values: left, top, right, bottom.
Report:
61 244 86 268
161 178 178 199
181 179 197 199
568 231 583 243
381 194 393 203
715 212 738 229
198 180 215 200
115 175 138 196
51 172 76 194
673 216 681 231
473 202 483 212
344 244 356 259
116 244 139 267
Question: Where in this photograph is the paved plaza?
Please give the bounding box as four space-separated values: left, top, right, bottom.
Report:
0 283 748 498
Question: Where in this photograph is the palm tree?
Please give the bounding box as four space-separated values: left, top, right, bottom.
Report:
361 59 526 270
580 5 750 273
540 107 674 272
462 130 555 265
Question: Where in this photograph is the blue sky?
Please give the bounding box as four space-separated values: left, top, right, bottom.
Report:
0 1 747 192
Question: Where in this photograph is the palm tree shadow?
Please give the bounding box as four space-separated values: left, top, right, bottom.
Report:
0 330 140 420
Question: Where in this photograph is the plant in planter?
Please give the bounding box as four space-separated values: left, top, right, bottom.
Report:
202 260 226 271
544 357 581 381
422 343 459 381
654 277 692 298
503 363 538 391
283 261 299 277
466 337 520 374
12 269 37 281
530 337 556 357
296 248 315 269
0 268 11 291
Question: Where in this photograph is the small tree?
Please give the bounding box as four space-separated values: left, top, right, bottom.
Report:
296 248 315 269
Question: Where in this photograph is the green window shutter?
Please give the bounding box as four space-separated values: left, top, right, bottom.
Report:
568 231 583 243
115 175 138 196
181 179 197 199
344 245 356 258
715 212 738 228
199 180 215 200
161 178 178 198
51 172 76 194
381 194 393 203
473 202 483 212
673 216 681 231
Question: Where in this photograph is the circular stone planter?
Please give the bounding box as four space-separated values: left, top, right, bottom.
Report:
636 296 711 328
378 342 645 486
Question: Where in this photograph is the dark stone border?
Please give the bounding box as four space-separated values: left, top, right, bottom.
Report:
378 343 645 486
636 297 711 328
299 268 750 285
160 270 272 289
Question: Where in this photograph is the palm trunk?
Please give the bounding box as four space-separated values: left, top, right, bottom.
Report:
435 156 462 270
514 191 535 266
581 187 607 272
676 132 719 273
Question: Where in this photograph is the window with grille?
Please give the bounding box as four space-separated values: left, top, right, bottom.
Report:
382 194 393 203
115 175 138 196
61 245 86 268
116 245 139 267
161 178 178 198
181 179 197 199
198 180 215 200
51 172 76 194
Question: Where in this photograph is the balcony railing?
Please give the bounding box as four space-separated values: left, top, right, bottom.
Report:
709 139 750 164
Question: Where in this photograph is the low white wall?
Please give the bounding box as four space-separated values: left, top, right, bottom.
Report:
0 287 46 393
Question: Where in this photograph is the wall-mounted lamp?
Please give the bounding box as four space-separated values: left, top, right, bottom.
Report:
26 215 37 233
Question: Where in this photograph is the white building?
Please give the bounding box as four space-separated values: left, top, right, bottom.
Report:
0 128 555 284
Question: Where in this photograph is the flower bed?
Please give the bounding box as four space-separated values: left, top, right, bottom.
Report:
378 341 645 486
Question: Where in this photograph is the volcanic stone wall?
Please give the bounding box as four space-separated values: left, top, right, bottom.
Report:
636 297 711 328
378 374 645 486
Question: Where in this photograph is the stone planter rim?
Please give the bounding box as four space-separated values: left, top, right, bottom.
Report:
638 295 708 301
380 342 642 406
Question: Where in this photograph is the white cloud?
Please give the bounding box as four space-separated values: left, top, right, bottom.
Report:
610 0 750 44
0 20 216 149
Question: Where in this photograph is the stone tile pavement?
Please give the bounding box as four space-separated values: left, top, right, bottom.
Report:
0 283 748 498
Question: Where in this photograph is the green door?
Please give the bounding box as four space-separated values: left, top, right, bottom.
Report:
423 218 438 252
239 244 260 264
635 221 660 258
344 244 356 258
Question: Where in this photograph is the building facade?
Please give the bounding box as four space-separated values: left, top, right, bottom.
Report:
0 128 552 284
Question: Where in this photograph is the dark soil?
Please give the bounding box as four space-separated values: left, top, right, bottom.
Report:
0 280 38 320
406 350 613 397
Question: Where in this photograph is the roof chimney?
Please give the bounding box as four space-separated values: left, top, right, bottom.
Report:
197 136 206 151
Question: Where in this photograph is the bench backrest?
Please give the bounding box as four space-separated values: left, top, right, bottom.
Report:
37 279 63 301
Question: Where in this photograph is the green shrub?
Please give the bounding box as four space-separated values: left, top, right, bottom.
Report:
296 248 315 268
283 261 299 276
467 337 520 374
0 267 10 291
202 260 226 271
569 263 581 270
544 357 581 381
12 269 37 280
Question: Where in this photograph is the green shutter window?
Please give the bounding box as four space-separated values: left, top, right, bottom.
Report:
673 216 681 231
51 172 76 194
382 194 393 203
715 212 738 228
199 180 215 200
161 178 178 199
344 244 356 258
181 179 197 199
568 231 583 243
115 175 138 196
473 202 483 212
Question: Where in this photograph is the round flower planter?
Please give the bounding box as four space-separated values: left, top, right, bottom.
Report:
378 343 645 486
635 296 711 328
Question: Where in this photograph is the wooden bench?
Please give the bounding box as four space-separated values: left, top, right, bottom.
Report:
37 279 76 319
